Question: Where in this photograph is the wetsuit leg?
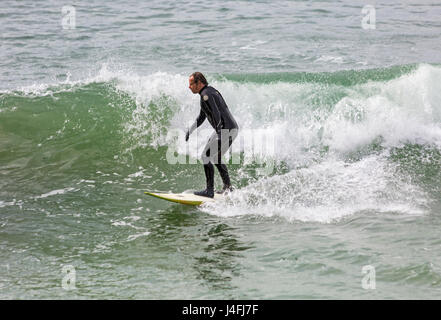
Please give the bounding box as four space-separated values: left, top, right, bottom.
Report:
203 162 214 191
203 129 238 165
201 131 219 165
201 129 238 192
215 163 230 188
195 132 218 197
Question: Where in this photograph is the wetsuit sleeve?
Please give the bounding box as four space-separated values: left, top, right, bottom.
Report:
188 109 206 135
205 93 222 134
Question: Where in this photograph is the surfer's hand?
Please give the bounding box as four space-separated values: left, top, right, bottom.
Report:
185 130 190 141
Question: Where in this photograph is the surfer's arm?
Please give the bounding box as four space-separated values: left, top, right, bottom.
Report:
186 109 206 141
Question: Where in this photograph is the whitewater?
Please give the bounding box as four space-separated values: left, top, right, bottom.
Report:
1 0 441 300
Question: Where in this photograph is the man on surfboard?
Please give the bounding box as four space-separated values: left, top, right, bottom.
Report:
187 72 239 198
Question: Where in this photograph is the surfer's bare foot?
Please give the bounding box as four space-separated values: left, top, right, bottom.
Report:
194 189 214 198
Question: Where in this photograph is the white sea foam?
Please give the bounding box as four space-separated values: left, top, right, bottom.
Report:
127 231 151 241
34 187 77 199
200 154 429 222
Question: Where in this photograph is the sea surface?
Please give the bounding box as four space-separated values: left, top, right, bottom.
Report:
1 0 441 299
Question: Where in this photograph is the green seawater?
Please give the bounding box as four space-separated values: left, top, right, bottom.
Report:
1 0 441 299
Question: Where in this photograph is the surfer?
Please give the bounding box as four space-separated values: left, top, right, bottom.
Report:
186 72 239 198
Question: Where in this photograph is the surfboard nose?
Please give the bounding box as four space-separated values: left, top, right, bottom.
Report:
144 191 221 206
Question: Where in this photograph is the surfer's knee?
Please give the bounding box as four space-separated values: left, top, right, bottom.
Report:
201 153 211 165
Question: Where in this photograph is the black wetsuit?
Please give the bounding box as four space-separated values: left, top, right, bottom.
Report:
188 85 239 197
194 85 238 134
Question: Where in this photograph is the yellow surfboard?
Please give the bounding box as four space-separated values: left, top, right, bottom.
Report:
144 191 223 206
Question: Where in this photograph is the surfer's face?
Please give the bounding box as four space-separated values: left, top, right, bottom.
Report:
189 76 203 94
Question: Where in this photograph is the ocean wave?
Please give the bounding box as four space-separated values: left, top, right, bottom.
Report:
1 63 440 222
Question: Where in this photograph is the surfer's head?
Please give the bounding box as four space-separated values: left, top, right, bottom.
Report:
189 72 207 94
